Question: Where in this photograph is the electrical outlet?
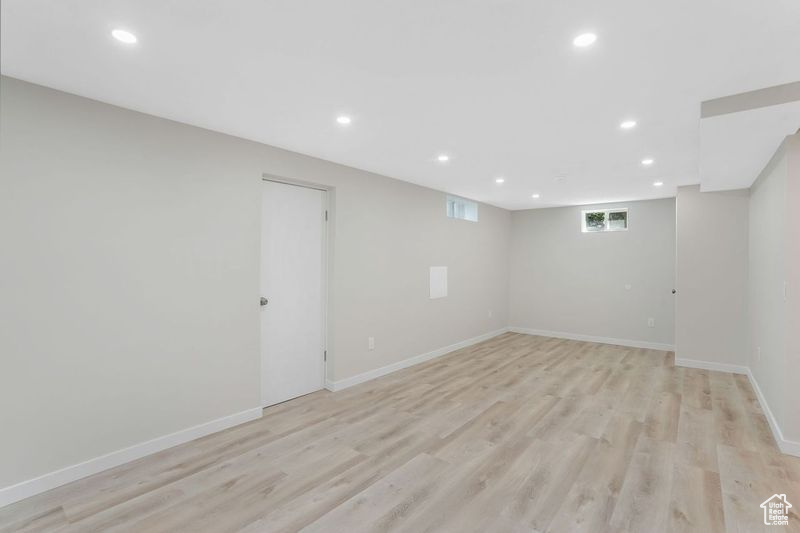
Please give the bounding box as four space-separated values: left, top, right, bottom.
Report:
756 346 761 362
647 317 655 328
488 309 493 318
368 337 375 350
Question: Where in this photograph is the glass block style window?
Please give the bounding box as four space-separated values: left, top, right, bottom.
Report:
581 208 628 232
446 195 478 222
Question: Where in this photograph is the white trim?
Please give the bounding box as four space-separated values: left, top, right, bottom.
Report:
325 328 510 391
674 357 800 458
0 407 263 508
675 357 748 375
508 327 674 351
261 173 330 192
746 369 800 457
321 189 330 390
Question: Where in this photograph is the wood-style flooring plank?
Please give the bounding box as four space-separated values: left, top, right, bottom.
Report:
1 333 796 533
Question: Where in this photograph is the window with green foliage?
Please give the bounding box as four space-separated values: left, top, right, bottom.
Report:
582 208 627 232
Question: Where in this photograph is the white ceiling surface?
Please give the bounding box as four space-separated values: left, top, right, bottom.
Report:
2 0 800 210
700 101 800 191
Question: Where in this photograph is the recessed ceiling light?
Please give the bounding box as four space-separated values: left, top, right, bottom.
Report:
641 158 654 166
653 181 664 187
437 154 450 162
573 33 597 48
531 193 541 199
336 115 351 125
111 29 137 44
620 120 637 130
495 177 505 184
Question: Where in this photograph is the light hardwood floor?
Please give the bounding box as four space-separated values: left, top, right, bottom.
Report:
2 332 799 532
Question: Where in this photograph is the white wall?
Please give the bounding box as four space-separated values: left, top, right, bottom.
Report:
748 133 800 445
786 134 800 445
675 185 749 369
668 133 800 456
325 178 510 381
0 76 510 493
508 199 675 348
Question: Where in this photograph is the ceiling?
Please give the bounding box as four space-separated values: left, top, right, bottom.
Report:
699 100 800 192
2 0 800 210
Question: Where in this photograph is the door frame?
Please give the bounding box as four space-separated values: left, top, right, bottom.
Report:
261 173 333 397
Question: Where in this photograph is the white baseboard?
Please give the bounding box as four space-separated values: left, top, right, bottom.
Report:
674 357 800 458
746 369 800 457
6 334 797 511
675 357 748 375
325 328 510 391
508 327 674 352
0 407 263 508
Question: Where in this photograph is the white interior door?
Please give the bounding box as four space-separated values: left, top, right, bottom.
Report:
260 180 325 407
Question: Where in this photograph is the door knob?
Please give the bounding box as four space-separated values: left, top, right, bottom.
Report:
260 297 269 307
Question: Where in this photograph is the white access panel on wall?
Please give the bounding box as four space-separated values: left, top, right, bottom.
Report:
430 266 448 299
260 180 326 407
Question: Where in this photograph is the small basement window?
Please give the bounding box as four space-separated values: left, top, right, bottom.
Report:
581 208 628 232
446 195 478 222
